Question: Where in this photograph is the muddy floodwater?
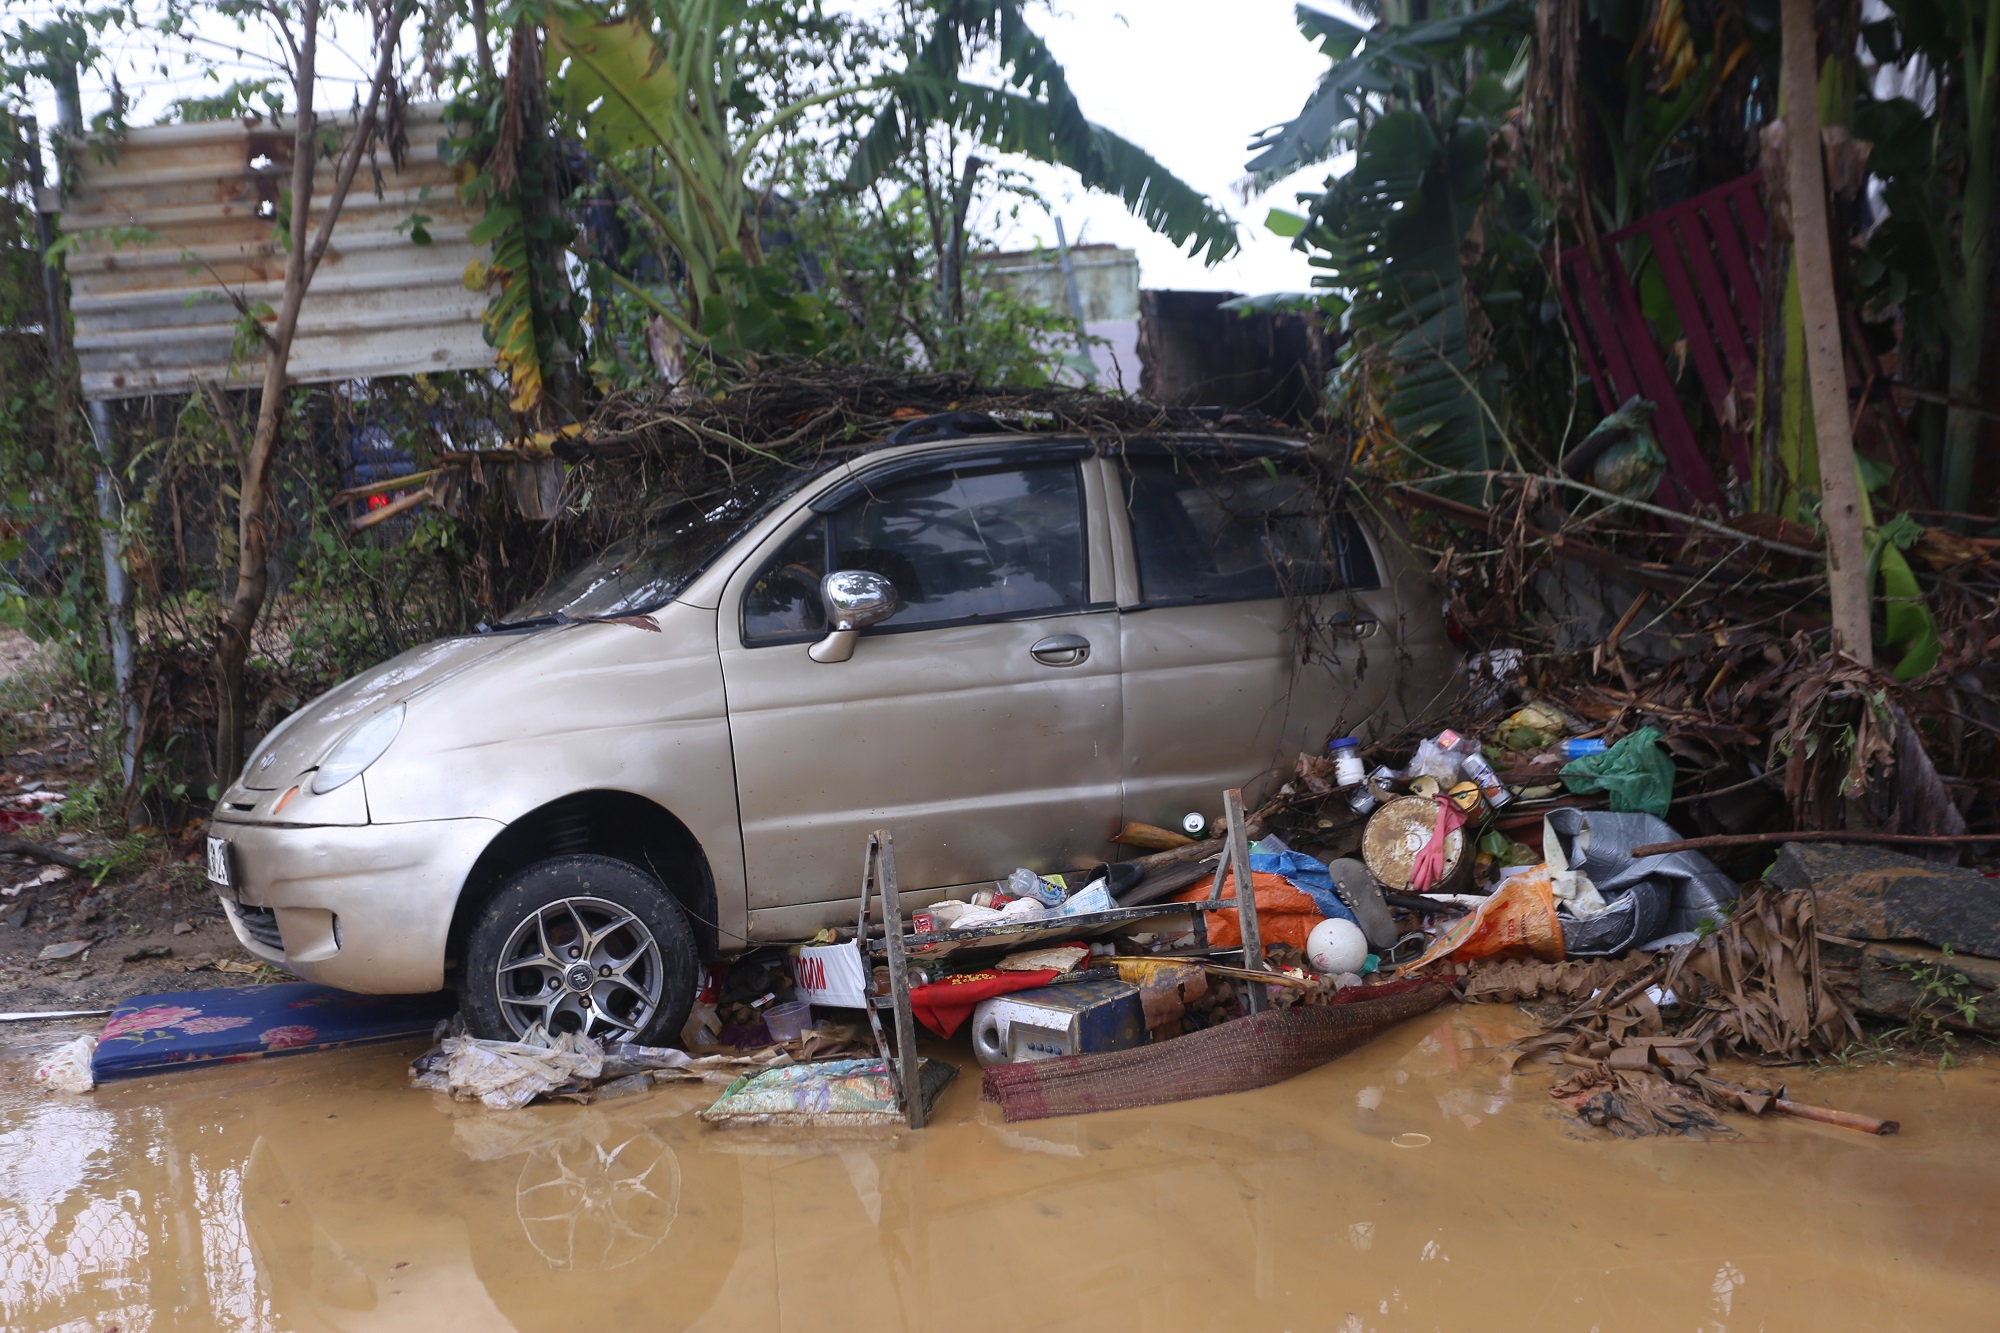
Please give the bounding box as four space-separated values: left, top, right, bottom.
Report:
3 1005 1993 1332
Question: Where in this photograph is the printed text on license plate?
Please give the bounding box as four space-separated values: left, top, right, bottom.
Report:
205 836 232 887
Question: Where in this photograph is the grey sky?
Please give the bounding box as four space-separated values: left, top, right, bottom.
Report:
13 0 1352 297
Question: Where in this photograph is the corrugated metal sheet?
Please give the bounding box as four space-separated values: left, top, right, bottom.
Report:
55 104 493 401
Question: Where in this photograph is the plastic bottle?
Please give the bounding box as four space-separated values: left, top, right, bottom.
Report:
1328 737 1365 788
1563 738 1609 759
1006 867 1067 907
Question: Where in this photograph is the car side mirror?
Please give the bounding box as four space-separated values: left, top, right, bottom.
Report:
809 570 902 663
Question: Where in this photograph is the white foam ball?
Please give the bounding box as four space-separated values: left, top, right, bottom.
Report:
1307 917 1370 975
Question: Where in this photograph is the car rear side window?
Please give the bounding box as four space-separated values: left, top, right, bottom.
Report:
1122 453 1379 605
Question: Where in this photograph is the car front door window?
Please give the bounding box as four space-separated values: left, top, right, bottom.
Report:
830 464 1086 629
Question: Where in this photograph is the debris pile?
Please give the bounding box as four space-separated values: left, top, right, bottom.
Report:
409 1020 869 1111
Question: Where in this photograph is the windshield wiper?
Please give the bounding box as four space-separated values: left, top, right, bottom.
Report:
476 611 572 635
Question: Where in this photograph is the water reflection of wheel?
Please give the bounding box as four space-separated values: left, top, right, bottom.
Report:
515 1127 681 1271
474 1104 741 1332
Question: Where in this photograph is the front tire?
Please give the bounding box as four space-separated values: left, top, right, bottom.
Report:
461 854 698 1045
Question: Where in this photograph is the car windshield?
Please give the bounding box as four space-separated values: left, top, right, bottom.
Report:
498 467 822 624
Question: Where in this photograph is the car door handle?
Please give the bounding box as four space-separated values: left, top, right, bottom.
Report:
1030 634 1091 666
1329 612 1380 638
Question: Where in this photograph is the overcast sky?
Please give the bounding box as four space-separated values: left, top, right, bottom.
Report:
13 0 1352 297
979 1 1348 297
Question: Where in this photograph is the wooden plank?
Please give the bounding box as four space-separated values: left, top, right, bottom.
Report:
873 830 926 1130
1223 788 1268 1016
1599 244 1725 510
1648 212 1756 485
1643 217 1737 420
1676 208 1759 386
1556 257 1620 416
1563 255 1645 406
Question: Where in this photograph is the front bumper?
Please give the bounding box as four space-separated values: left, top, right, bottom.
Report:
209 817 504 994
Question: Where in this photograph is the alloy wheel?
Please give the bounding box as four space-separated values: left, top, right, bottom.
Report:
494 895 665 1041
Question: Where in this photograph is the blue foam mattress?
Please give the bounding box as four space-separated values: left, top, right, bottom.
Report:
92 982 456 1080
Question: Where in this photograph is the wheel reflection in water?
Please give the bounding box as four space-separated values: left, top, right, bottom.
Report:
515 1128 681 1271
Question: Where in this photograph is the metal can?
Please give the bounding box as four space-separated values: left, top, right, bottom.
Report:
1448 780 1486 816
911 911 936 935
1346 765 1396 815
1459 750 1513 808
1181 811 1209 838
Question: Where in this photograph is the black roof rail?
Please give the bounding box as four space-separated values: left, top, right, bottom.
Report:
883 410 1009 446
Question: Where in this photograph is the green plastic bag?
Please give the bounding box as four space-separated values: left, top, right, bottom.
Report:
1560 726 1675 817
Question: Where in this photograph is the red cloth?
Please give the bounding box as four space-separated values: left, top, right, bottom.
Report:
909 968 1061 1038
1409 795 1467 893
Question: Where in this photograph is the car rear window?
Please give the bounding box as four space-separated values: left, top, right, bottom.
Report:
1122 452 1378 605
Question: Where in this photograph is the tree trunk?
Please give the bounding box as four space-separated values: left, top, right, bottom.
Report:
513 23 579 422
1939 0 1998 518
1780 0 1872 666
215 3 400 783
941 154 983 335
471 0 495 85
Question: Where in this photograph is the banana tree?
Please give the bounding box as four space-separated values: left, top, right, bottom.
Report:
539 0 1236 370
843 0 1239 270
1853 0 1999 520
1248 2 1532 477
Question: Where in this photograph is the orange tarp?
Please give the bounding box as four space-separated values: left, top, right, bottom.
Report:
1173 869 1325 950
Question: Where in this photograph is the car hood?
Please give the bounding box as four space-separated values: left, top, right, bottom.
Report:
236 629 558 790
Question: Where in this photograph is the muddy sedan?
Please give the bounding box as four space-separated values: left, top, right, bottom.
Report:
206 424 1457 1044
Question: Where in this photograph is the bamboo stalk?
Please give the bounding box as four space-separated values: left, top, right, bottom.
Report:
1781 0 1873 664
1630 831 1993 857
348 487 434 532
1774 1097 1899 1136
1193 962 1317 991
329 470 439 506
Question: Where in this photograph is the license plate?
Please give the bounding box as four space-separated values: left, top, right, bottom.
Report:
205 835 233 889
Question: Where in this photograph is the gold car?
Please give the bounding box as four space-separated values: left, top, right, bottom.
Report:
205 426 1457 1042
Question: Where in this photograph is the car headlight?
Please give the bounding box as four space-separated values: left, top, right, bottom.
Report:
311 704 405 794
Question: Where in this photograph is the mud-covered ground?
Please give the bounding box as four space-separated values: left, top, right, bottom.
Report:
2 1002 1994 1331
0 630 274 1016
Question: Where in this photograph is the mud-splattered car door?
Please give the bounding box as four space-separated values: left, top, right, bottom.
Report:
1104 442 1406 830
718 447 1123 935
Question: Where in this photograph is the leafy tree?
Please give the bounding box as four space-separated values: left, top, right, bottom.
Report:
1249 2 1533 478
516 0 1236 382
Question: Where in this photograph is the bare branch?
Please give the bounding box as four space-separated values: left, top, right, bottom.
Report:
301 9 402 291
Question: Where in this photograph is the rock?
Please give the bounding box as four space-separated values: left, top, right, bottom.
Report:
38 939 91 961
123 943 172 963
76 897 100 923
1826 941 2000 1036
1767 843 2000 960
172 921 194 935
4 905 26 929
55 832 83 845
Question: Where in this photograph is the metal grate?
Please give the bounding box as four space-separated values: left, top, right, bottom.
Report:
232 903 285 952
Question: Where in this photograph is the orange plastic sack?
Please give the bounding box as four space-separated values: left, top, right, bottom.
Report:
1174 870 1324 951
1403 870 1565 972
